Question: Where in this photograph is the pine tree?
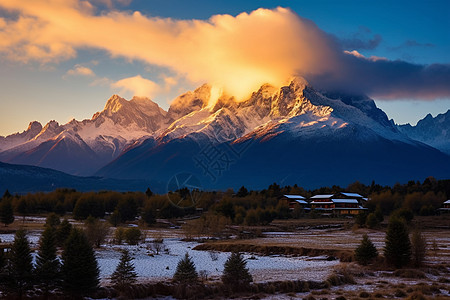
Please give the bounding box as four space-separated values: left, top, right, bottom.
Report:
8 229 34 299
354 234 378 265
2 189 12 199
111 249 137 292
236 186 249 197
35 226 60 297
56 218 72 247
222 252 253 290
61 228 100 296
173 253 198 284
0 198 14 226
384 217 411 268
145 187 153 198
44 213 61 229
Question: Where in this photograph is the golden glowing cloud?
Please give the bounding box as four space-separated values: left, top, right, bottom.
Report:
0 0 338 100
2 1 448 101
111 75 160 98
66 64 95 77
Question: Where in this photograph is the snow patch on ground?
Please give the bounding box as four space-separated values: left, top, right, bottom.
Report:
97 238 339 284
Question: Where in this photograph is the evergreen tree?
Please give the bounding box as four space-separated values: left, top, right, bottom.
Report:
56 218 72 247
44 213 61 229
111 249 137 292
8 229 34 299
16 198 28 223
236 186 249 197
145 187 153 198
222 252 253 290
173 253 198 283
374 204 384 223
365 213 378 228
384 217 411 268
411 229 427 267
35 226 60 297
61 228 99 296
0 198 14 226
109 209 121 227
354 234 378 265
2 189 12 199
142 206 156 225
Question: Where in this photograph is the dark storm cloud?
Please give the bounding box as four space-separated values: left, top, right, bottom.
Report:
308 51 450 100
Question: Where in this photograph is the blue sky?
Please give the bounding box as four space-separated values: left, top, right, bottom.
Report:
0 0 449 136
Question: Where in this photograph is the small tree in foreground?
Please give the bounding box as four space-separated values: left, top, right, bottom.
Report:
56 219 72 247
111 249 137 292
411 229 427 267
35 226 61 297
8 229 34 299
384 217 411 268
61 228 99 297
222 252 253 291
354 234 378 265
173 253 198 284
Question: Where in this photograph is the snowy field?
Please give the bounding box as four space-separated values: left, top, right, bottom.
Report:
97 238 340 284
0 232 339 284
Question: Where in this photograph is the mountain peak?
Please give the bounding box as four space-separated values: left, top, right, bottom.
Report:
27 121 43 133
288 76 309 91
103 94 127 114
168 83 211 120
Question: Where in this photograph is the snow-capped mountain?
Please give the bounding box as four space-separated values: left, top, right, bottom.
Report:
0 95 169 175
96 78 450 189
2 77 450 190
397 110 450 155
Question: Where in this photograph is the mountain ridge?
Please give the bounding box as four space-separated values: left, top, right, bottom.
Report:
1 77 449 190
397 109 450 155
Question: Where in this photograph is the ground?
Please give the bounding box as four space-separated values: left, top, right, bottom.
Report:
0 215 449 299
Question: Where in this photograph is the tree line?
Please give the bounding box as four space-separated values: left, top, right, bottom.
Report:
0 177 448 228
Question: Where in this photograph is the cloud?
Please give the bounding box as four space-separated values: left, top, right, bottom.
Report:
111 75 161 98
0 1 449 101
337 27 382 50
344 50 387 62
65 64 95 77
389 40 435 51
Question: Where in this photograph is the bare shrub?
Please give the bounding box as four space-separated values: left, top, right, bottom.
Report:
208 251 219 261
151 239 164 255
359 291 370 298
393 269 426 279
199 270 208 282
114 227 126 245
411 229 427 267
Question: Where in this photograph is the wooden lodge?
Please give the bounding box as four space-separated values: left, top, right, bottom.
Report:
282 195 310 211
438 199 450 213
282 192 368 216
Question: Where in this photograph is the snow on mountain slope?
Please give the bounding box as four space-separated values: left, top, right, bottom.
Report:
0 95 168 175
398 110 450 155
0 121 42 151
167 84 211 120
2 76 448 185
160 77 406 146
96 77 450 190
